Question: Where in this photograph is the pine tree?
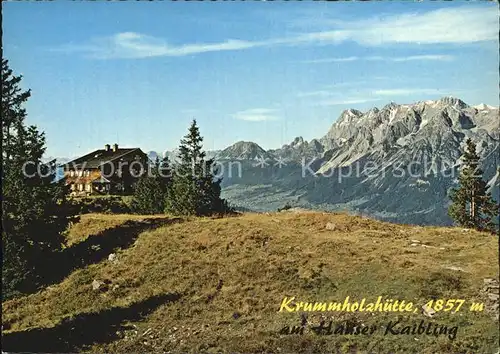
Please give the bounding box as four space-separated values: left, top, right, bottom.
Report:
157 155 172 192
165 119 230 216
2 59 72 299
448 138 499 233
131 156 171 214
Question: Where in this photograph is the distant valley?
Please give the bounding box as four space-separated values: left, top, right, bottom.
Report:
214 97 499 226
52 97 499 226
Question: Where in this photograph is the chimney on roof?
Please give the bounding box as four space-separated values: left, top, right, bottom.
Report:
105 144 110 151
113 143 119 152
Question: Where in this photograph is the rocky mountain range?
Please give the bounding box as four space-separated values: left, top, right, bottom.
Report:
147 149 220 162
50 96 498 226
214 97 499 226
217 141 271 160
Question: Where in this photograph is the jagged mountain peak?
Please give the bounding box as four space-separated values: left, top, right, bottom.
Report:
341 108 364 117
232 140 262 149
436 96 469 109
474 103 497 110
215 96 496 168
290 136 305 147
309 139 324 151
334 109 364 128
267 136 325 162
147 150 159 161
318 96 498 172
217 141 268 160
217 96 498 227
382 101 398 110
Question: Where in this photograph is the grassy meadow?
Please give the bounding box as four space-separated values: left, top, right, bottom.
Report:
2 211 498 353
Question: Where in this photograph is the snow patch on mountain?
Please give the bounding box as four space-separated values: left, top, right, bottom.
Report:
474 103 497 110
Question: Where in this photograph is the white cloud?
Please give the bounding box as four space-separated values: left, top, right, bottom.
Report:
301 57 360 63
56 6 496 59
297 90 335 98
318 98 382 106
300 6 497 46
302 54 454 64
297 78 389 98
57 32 264 59
232 108 279 122
373 88 444 96
302 86 458 106
389 55 454 62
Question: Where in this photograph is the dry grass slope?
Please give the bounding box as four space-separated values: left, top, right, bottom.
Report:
2 211 498 353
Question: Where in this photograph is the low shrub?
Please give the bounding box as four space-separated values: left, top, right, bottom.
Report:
69 196 132 214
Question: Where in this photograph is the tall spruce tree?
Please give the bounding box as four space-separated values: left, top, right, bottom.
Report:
131 156 171 214
165 119 229 216
2 59 72 299
448 138 498 233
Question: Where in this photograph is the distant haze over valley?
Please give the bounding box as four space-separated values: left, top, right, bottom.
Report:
52 97 499 226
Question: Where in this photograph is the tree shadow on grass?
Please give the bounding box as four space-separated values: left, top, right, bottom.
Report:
39 217 182 288
2 292 181 352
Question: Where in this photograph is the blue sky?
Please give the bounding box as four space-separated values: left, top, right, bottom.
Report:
3 2 498 158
